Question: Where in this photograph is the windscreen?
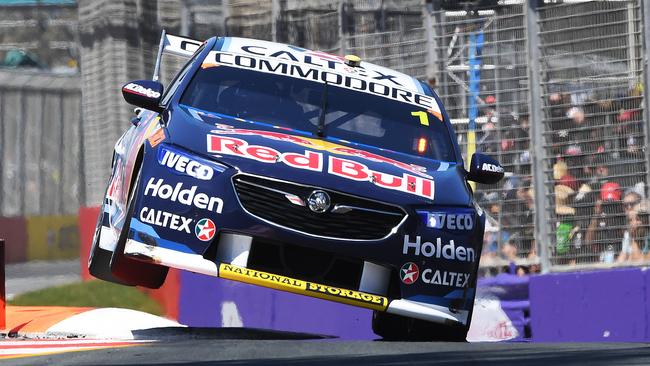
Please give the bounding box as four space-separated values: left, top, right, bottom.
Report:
180 65 456 162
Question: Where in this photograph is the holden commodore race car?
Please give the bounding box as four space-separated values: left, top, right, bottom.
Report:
89 31 504 341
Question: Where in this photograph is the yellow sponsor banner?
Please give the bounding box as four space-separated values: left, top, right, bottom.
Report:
219 263 307 292
26 215 79 261
218 264 389 311
303 282 388 311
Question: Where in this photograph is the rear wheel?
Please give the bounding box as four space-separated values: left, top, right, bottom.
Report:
109 165 169 289
372 311 468 342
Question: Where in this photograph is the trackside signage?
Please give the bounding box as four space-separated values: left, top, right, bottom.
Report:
218 263 389 311
207 134 435 200
201 50 442 116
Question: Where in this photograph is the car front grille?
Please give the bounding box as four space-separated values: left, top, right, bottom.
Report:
232 174 406 240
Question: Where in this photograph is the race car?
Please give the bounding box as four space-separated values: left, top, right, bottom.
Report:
89 31 504 341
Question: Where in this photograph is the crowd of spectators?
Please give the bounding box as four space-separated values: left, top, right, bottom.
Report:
475 84 649 274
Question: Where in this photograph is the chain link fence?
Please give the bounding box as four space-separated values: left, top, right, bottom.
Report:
538 1 648 270
428 4 535 274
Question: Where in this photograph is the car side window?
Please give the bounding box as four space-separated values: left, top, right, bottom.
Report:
161 44 205 106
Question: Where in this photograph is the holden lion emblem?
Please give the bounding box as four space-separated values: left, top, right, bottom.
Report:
307 190 331 213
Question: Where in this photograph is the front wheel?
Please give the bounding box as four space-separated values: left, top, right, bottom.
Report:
372 311 468 342
88 202 132 285
109 165 169 289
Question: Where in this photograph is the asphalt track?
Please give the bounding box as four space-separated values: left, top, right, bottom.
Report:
3 328 650 366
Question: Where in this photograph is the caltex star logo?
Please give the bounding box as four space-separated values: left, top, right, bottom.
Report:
400 262 419 285
195 218 216 242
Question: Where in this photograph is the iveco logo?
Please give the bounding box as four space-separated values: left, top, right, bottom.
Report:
307 190 331 213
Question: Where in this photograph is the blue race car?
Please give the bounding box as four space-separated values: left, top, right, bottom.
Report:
89 32 504 341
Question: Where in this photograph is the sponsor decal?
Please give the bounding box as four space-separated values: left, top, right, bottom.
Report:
165 34 202 57
219 263 305 289
195 218 216 242
210 124 431 178
123 83 161 98
158 146 214 180
421 268 471 288
400 262 419 285
218 263 388 311
207 135 434 199
201 50 442 115
481 163 504 173
402 235 475 263
144 177 223 213
419 211 474 230
139 207 192 233
305 283 388 309
148 128 166 148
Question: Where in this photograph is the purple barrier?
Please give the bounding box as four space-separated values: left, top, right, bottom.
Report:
178 270 533 341
178 271 375 339
479 274 529 301
529 268 646 342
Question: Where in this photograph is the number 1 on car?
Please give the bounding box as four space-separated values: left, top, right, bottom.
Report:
411 111 429 126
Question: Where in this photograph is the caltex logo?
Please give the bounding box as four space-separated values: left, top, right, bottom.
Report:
195 218 216 242
400 262 419 285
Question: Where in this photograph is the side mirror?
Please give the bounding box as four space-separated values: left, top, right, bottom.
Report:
122 80 164 113
467 153 504 184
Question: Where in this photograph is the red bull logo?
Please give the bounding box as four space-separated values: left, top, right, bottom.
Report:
207 134 434 200
210 124 431 179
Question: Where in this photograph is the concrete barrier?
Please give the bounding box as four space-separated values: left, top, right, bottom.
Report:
530 268 647 342
25 215 79 261
0 217 26 263
78 206 100 281
178 271 375 339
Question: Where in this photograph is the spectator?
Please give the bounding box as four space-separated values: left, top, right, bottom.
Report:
585 182 625 264
572 183 596 258
555 184 578 265
548 93 571 157
623 185 644 221
615 84 644 159
617 204 649 263
617 186 648 263
478 116 499 154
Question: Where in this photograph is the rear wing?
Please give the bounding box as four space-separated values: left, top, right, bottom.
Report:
152 30 203 81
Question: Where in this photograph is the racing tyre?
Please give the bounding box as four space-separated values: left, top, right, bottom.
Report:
372 311 468 342
110 166 169 289
88 201 133 285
